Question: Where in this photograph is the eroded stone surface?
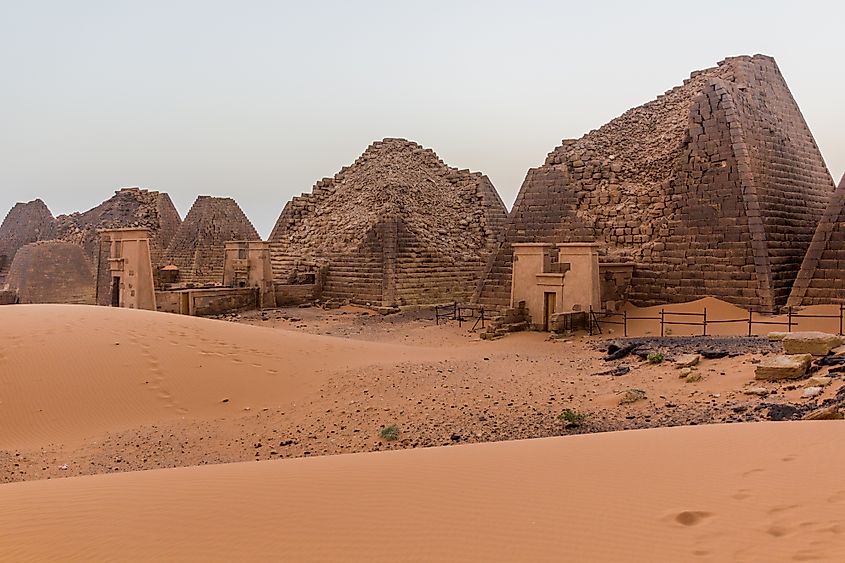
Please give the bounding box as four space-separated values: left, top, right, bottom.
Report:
754 354 813 381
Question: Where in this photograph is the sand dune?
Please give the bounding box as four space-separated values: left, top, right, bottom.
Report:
1 421 843 562
0 305 442 449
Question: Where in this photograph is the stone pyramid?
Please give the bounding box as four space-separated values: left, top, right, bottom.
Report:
476 55 834 312
788 174 845 306
161 196 261 286
0 199 56 285
269 138 509 306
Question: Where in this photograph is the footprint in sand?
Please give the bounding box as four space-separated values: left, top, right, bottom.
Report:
827 491 845 504
732 489 752 501
674 511 714 526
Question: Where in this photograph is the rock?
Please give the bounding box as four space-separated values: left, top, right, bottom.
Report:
802 405 844 420
755 354 813 381
685 372 703 383
619 389 647 405
768 332 789 341
806 376 833 387
674 354 700 368
699 349 728 360
831 345 845 356
678 367 692 378
782 332 843 356
743 386 769 396
802 386 824 398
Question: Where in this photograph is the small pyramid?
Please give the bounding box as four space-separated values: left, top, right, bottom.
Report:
269 138 508 306
5 241 96 304
162 196 260 286
788 174 845 306
0 199 56 284
476 55 834 312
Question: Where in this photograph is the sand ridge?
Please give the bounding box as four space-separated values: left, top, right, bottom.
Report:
1 422 844 562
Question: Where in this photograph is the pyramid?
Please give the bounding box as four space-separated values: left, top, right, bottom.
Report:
161 196 261 286
476 55 834 312
5 241 96 304
0 199 56 284
787 174 845 306
269 138 509 306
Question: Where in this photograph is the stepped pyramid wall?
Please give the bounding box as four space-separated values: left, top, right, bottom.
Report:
269 138 509 306
0 199 56 286
5 241 96 304
161 196 260 286
476 55 834 312
788 174 845 306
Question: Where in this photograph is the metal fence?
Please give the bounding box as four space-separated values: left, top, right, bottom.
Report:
589 304 845 338
435 302 487 331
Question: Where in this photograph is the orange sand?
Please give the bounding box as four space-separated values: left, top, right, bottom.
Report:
1 421 844 562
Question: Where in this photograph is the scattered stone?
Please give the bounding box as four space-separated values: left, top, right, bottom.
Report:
802 387 824 398
698 349 729 360
678 368 692 378
685 372 703 383
744 387 769 397
782 332 843 356
766 404 803 421
755 354 813 381
592 366 630 377
619 389 647 405
802 405 844 420
806 376 833 387
674 354 700 368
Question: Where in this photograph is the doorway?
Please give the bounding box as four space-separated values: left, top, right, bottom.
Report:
543 292 557 331
111 277 121 307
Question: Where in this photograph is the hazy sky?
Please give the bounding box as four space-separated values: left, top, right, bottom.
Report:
1 0 843 237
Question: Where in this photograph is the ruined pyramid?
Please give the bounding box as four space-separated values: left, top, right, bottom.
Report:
161 196 261 286
269 138 509 306
788 174 845 306
0 199 56 285
476 55 835 312
5 241 96 304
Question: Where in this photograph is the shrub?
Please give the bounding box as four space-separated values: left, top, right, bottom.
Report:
380 424 400 442
647 352 665 364
558 409 587 426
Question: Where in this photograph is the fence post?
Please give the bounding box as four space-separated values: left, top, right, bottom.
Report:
840 304 843 336
703 307 707 337
788 307 793 333
588 306 593 336
623 309 628 337
660 309 665 337
748 308 753 337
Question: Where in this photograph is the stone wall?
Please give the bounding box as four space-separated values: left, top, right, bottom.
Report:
5 241 96 304
476 55 834 312
161 196 260 287
788 174 845 306
269 138 508 306
156 287 257 316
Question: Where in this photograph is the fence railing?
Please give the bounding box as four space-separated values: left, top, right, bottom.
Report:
435 302 487 331
589 304 845 338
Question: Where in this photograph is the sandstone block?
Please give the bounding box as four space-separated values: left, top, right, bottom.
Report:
754 354 812 380
782 332 843 356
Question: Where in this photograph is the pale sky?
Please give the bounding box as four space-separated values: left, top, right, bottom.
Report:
1 0 843 237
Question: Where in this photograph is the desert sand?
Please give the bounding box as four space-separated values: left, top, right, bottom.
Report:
2 303 845 560
1 421 844 562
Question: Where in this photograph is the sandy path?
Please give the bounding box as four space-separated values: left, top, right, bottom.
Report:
1 421 843 562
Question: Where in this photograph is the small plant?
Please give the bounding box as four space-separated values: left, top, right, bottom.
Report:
647 352 665 364
380 424 400 442
558 409 587 427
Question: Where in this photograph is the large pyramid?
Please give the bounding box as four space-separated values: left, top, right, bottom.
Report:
55 187 182 262
269 138 509 306
476 55 834 312
161 196 261 286
54 187 182 304
787 174 845 306
0 199 56 285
